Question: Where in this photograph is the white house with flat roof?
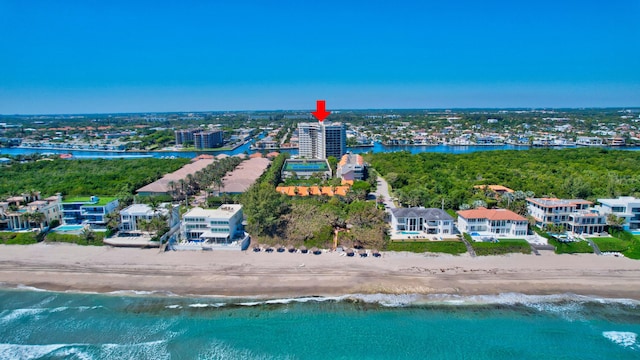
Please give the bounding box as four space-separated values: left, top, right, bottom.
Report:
119 203 179 232
596 196 640 231
526 198 592 227
180 204 245 245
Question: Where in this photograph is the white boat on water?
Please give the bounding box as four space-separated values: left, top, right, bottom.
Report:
576 136 604 146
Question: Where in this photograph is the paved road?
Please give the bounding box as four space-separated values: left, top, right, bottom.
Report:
374 175 396 211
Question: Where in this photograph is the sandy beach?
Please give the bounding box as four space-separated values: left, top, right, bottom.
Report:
1 243 639 299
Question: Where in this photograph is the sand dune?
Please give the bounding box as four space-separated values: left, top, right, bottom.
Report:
1 243 639 299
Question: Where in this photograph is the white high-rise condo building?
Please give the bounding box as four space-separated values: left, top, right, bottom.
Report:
298 122 345 159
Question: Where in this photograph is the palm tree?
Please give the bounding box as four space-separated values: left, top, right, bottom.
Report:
81 226 96 244
606 214 626 230
167 180 177 200
29 211 46 230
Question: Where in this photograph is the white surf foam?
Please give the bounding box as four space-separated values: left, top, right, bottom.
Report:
603 331 638 349
15 284 48 292
0 343 68 360
0 340 170 360
108 289 179 297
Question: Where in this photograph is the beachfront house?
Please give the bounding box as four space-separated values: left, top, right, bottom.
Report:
526 197 608 235
0 194 61 231
457 207 528 237
389 207 454 239
180 204 245 245
595 196 640 232
60 196 119 228
526 198 593 226
119 203 179 232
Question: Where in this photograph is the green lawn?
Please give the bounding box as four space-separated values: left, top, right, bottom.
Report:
470 239 532 256
548 238 594 254
0 231 38 245
590 237 632 253
62 196 117 206
623 236 640 259
386 241 467 255
45 232 105 246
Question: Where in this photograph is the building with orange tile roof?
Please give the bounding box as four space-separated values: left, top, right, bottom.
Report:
334 186 349 196
473 185 514 198
321 186 334 196
297 186 310 196
336 153 366 181
457 207 528 237
309 186 322 196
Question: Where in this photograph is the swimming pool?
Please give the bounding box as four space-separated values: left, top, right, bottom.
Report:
400 231 421 235
53 225 85 232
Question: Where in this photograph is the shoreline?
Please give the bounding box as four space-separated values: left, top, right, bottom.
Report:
1 243 640 300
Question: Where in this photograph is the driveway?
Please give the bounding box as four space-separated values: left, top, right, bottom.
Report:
375 175 396 210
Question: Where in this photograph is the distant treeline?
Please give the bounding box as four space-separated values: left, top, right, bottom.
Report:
366 148 640 209
0 158 190 197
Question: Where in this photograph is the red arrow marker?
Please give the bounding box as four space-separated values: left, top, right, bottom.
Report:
311 100 331 122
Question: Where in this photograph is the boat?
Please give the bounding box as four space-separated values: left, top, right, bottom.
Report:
609 137 626 146
576 137 604 146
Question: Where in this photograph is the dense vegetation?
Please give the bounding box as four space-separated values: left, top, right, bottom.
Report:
367 148 640 209
470 239 532 256
0 158 189 197
242 154 387 249
0 232 38 245
385 241 467 254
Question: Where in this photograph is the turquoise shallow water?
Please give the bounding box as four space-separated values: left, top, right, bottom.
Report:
1 289 639 359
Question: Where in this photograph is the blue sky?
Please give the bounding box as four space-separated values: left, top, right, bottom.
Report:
1 0 639 114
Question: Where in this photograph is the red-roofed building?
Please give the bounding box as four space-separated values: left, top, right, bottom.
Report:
457 207 528 237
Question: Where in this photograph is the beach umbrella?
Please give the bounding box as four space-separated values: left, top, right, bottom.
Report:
265 245 274 253
300 246 308 254
252 244 261 252
310 247 321 255
346 248 355 257
275 244 285 252
287 245 296 253
372 249 381 258
359 249 368 257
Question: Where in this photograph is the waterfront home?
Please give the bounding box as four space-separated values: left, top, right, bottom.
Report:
60 196 119 229
180 204 245 245
389 207 454 240
457 207 528 237
119 203 179 232
596 196 640 231
0 194 61 231
526 198 592 227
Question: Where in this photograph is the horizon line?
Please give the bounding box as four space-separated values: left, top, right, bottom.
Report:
3 106 640 117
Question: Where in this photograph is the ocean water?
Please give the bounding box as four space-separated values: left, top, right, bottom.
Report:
0 289 639 359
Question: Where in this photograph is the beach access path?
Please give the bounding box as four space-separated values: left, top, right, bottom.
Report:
1 243 639 300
